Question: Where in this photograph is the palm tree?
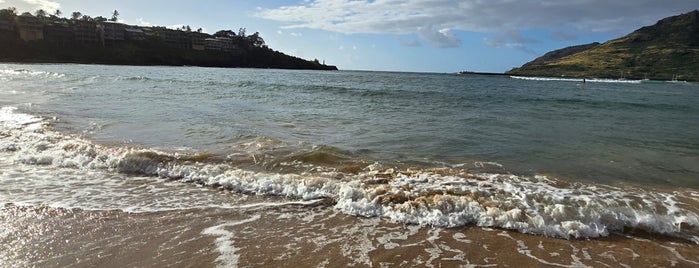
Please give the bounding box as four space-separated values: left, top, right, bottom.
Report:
110 10 119 22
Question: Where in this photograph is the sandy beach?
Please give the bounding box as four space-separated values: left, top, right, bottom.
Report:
2 64 699 267
3 202 698 267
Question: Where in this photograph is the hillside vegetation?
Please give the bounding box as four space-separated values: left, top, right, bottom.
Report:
508 10 699 81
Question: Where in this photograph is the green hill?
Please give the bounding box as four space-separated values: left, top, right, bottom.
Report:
507 10 699 81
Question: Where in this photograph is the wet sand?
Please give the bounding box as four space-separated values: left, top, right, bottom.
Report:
2 203 698 267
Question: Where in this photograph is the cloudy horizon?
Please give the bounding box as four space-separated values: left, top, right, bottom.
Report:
2 0 697 72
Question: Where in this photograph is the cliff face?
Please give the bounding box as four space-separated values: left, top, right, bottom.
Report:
507 10 699 81
0 11 337 71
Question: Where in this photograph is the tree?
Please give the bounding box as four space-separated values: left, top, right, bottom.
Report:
71 11 82 20
54 9 62 17
81 15 93 21
35 9 47 17
214 29 236 38
185 25 191 32
34 9 49 23
197 28 202 33
110 10 119 22
238 27 246 37
248 32 265 47
0 8 18 19
94 16 108 23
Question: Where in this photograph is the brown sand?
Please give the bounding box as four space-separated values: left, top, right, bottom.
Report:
2 203 698 267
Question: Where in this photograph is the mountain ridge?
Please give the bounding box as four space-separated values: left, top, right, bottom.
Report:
507 10 699 81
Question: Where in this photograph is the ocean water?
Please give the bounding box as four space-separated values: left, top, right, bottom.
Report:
2 63 699 267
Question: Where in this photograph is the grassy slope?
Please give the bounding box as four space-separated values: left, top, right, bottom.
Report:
508 10 699 81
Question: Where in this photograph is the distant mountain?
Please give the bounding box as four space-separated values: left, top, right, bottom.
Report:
507 10 699 81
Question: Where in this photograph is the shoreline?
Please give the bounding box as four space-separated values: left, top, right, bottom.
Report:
0 60 338 71
2 203 698 267
0 57 338 71
507 73 699 83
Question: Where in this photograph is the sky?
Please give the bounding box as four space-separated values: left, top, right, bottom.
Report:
2 0 698 73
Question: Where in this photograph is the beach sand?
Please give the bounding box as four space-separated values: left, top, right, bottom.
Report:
2 202 698 267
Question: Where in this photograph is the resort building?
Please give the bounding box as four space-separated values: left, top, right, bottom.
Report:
154 28 190 50
44 22 74 45
72 20 99 45
141 27 156 38
102 21 126 45
204 37 237 52
124 26 145 41
0 17 14 32
190 32 210 51
15 13 43 41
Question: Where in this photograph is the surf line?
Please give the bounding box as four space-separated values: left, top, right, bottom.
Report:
202 214 262 268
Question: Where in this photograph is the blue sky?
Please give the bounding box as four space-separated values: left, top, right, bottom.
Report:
2 0 698 73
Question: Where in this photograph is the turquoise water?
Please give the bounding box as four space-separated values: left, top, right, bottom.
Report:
3 64 697 188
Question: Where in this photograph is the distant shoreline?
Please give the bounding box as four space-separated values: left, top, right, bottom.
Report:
456 71 506 76
0 10 337 71
0 58 338 71
506 73 695 83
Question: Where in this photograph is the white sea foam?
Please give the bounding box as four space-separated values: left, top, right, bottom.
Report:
510 76 643 84
2 106 699 243
0 106 45 130
203 215 262 268
0 68 65 79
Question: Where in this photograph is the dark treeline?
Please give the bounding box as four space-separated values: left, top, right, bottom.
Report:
0 7 337 70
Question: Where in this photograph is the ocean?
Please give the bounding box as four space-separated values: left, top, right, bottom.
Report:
1 63 698 267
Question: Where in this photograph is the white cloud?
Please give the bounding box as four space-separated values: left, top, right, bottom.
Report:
256 0 698 48
3 0 60 12
136 18 153 27
417 26 460 48
169 24 186 30
484 31 539 55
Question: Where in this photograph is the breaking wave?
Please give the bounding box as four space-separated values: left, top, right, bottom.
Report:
510 76 644 84
2 106 698 243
